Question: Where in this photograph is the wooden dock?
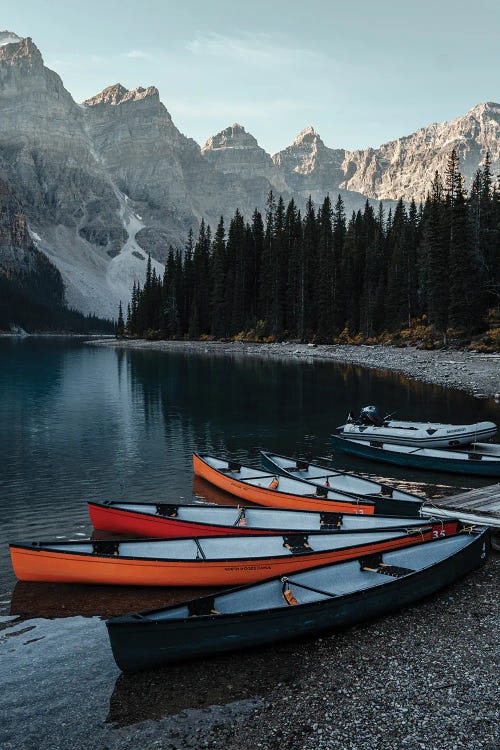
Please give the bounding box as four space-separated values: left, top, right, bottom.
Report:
421 483 500 528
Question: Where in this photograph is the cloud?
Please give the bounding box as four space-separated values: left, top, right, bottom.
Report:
186 31 326 68
124 49 152 61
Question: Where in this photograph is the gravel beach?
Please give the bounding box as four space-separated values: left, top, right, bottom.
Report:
195 553 499 750
89 339 500 400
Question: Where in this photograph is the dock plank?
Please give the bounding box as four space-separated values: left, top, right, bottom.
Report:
421 483 500 527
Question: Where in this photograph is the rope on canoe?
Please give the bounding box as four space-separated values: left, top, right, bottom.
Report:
281 576 337 600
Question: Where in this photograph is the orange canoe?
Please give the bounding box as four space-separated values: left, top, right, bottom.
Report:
193 453 375 514
10 523 459 587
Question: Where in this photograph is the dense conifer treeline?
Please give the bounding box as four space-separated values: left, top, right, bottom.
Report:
122 151 499 343
0 276 115 333
0 252 114 334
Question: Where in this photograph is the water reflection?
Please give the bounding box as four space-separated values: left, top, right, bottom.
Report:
108 637 312 726
10 581 224 620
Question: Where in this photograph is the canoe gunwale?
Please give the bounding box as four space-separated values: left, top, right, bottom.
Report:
107 527 488 629
9 526 439 565
88 500 432 534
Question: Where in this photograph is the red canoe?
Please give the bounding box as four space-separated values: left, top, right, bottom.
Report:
88 501 452 539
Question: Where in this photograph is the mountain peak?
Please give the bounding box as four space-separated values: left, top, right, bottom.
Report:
0 30 23 47
467 101 500 119
0 34 43 67
202 123 260 153
83 83 159 107
292 126 321 145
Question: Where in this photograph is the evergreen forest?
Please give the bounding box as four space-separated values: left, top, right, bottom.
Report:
0 250 114 334
120 150 500 348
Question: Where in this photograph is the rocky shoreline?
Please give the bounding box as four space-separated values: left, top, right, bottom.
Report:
90 339 500 400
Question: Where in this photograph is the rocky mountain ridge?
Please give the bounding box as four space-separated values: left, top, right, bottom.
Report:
0 177 66 322
0 30 498 317
338 102 500 200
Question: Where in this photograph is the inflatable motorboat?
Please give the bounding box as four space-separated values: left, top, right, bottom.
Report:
338 406 497 449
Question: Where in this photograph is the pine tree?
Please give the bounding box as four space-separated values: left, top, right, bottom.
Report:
161 247 179 337
340 213 362 333
284 199 303 336
448 173 478 330
360 203 385 336
226 209 247 335
116 300 125 337
301 196 318 338
385 199 409 330
271 195 286 335
258 191 276 333
211 217 228 338
317 195 333 340
421 172 448 334
332 195 346 333
250 209 265 327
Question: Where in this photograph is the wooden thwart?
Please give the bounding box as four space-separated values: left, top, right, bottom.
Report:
421 483 500 528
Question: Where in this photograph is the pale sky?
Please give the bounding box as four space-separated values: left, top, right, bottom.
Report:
2 0 499 154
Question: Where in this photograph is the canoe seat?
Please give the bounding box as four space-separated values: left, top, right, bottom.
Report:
188 597 219 617
282 587 298 606
379 484 393 497
360 552 413 578
283 534 312 555
320 511 342 530
228 461 241 472
234 508 247 526
315 485 328 498
281 575 337 604
296 459 309 471
156 503 178 517
92 540 119 556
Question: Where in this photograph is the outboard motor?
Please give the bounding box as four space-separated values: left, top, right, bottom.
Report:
359 405 384 427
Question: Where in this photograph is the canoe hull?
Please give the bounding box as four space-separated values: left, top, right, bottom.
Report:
10 530 449 586
331 435 500 477
193 453 375 514
107 529 489 671
88 501 439 538
259 452 422 518
88 502 276 538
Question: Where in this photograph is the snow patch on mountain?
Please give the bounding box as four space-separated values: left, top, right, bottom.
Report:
106 187 165 313
26 186 165 320
0 31 22 47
